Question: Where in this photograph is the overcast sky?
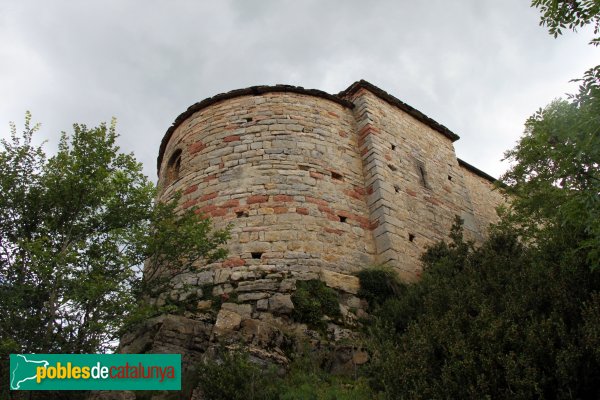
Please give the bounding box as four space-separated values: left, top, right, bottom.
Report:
1 0 597 180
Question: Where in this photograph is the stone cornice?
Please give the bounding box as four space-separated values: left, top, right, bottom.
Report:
339 80 460 143
457 158 497 183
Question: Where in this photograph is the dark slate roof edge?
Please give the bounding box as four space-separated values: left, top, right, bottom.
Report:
457 158 498 183
157 85 355 174
338 80 460 143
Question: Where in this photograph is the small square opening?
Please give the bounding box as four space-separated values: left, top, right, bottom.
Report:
251 252 263 259
331 171 343 180
339 215 347 223
391 144 396 150
245 117 253 122
408 233 415 242
394 185 401 193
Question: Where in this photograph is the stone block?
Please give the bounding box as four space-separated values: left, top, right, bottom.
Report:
214 309 242 335
212 283 234 296
238 292 270 302
268 294 294 315
214 268 231 284
197 300 212 310
256 299 269 311
279 278 296 292
320 269 360 294
222 302 252 319
172 273 197 288
197 270 214 285
236 279 279 292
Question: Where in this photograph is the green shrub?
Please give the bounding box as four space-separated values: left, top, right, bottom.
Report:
198 350 280 400
196 346 376 400
356 266 404 308
280 377 374 400
292 280 341 329
366 221 600 399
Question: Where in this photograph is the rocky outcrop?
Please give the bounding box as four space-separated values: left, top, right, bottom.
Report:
90 268 368 400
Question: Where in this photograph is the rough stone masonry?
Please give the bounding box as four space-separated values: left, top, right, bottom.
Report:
158 79 503 282
95 80 505 399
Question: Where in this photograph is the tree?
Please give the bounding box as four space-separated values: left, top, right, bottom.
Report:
365 221 600 399
531 0 600 45
362 5 600 396
500 96 599 267
0 114 230 361
500 2 600 268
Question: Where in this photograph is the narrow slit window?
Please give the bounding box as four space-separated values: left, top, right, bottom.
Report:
408 233 415 242
166 149 182 185
391 144 396 150
416 161 429 188
448 175 452 181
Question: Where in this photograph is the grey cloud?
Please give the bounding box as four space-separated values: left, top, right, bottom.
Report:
0 0 597 180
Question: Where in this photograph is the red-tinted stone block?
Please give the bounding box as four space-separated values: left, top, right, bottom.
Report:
247 195 269 204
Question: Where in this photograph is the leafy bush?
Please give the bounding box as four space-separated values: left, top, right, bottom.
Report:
292 279 340 329
357 265 404 308
197 347 375 400
280 375 373 400
366 221 600 399
198 350 280 400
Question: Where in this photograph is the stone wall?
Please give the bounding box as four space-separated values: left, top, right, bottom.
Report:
100 81 506 399
158 81 503 285
159 90 377 281
153 79 507 339
459 160 505 237
346 88 487 280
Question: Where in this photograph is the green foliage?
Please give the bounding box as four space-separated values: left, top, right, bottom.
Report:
198 350 280 400
197 347 375 400
142 193 230 290
531 0 600 45
363 8 600 390
291 279 341 329
280 365 374 400
366 221 600 399
357 266 404 308
0 114 230 358
500 94 600 267
523 1 600 269
505 0 600 269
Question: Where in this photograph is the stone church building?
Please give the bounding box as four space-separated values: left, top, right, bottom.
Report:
100 80 504 399
158 79 503 282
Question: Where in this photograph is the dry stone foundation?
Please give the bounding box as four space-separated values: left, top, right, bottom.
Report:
102 80 505 399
